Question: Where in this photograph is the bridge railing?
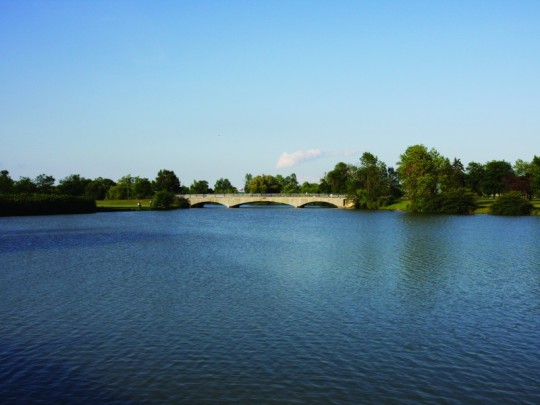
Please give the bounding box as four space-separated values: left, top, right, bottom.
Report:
178 193 348 198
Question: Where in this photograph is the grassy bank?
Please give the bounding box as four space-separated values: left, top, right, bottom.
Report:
95 197 540 215
381 197 540 215
96 199 153 211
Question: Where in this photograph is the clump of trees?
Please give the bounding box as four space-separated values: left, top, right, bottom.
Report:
395 145 540 215
489 192 533 216
2 145 539 216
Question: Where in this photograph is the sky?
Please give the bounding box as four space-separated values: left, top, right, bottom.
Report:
1 1 539 189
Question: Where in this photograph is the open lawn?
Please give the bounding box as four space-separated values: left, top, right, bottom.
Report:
96 199 153 211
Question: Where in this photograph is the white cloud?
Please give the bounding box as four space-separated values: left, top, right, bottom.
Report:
275 148 364 169
276 149 323 168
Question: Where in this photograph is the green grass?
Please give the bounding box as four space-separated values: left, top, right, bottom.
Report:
96 199 153 210
380 199 410 211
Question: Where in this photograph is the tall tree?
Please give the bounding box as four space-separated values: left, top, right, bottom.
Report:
132 177 153 198
85 177 115 200
465 162 485 195
57 174 90 196
0 170 14 194
107 175 135 200
189 180 211 194
247 175 281 193
34 174 56 194
530 156 540 198
14 177 37 194
300 181 320 194
243 173 252 193
354 152 390 208
154 169 181 193
325 162 354 194
280 173 300 194
214 178 238 194
481 160 514 197
396 145 441 210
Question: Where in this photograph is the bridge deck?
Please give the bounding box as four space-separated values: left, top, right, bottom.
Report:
178 194 354 209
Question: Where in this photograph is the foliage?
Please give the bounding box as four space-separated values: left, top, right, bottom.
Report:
214 178 238 194
489 192 532 216
0 194 96 216
34 174 56 194
531 156 540 198
325 162 355 194
243 173 253 193
300 181 320 194
422 188 478 214
0 170 15 194
57 174 91 196
14 177 37 194
465 162 485 196
190 180 211 194
277 173 300 193
132 177 153 198
152 190 189 210
354 152 392 208
85 177 115 200
396 145 442 211
154 169 181 193
247 175 281 193
481 160 514 197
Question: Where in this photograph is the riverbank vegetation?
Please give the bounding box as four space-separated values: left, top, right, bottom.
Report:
2 145 540 216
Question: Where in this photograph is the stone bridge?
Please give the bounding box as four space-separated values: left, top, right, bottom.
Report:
178 194 355 209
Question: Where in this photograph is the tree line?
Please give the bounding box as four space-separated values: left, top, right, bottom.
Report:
1 144 539 214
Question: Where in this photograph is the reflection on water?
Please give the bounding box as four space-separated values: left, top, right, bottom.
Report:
0 210 539 404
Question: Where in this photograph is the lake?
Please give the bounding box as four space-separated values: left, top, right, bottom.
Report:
0 208 539 404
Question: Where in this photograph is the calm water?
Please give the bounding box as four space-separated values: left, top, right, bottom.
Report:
0 208 539 404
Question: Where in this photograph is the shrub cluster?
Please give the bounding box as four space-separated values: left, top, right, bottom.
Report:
489 192 532 216
0 194 96 216
152 191 189 210
421 189 478 214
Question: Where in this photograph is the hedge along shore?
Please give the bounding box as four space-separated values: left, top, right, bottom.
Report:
0 194 96 216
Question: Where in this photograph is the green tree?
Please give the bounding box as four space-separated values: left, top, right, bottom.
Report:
243 173 252 193
354 152 390 208
106 175 136 200
247 175 281 193
132 177 153 198
154 169 181 193
57 174 91 196
481 160 514 197
14 177 37 194
490 191 533 216
450 158 465 189
300 181 320 194
396 145 441 211
190 180 211 194
279 173 299 194
465 162 485 196
325 162 354 194
387 167 403 200
34 174 56 194
530 156 540 198
85 177 115 200
0 170 14 194
214 178 238 194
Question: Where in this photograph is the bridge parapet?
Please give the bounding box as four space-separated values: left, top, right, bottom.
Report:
178 194 354 209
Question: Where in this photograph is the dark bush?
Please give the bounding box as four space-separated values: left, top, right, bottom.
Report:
152 191 190 210
490 192 532 216
422 189 478 214
0 194 96 216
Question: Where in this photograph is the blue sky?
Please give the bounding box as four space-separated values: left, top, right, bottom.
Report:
1 1 539 188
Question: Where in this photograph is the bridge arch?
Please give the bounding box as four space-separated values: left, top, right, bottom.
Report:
180 194 353 209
